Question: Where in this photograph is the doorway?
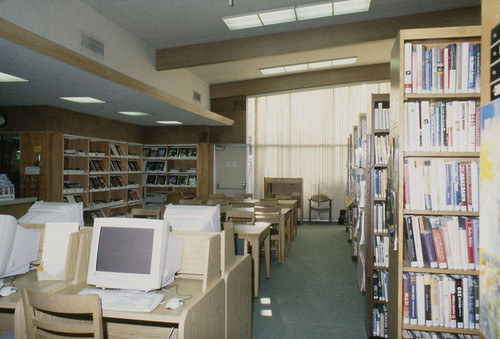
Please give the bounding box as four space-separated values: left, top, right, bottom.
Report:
214 144 246 198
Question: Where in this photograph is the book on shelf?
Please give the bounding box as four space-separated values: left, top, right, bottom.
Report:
167 147 179 157
178 148 188 157
168 174 178 185
178 174 189 186
374 102 391 130
156 147 166 157
156 175 166 185
143 148 151 157
373 269 389 302
187 148 197 157
373 202 387 233
128 161 140 171
188 175 197 186
374 135 389 165
404 100 480 153
404 159 479 212
403 42 481 94
374 235 389 268
146 175 157 185
372 304 388 338
374 169 387 199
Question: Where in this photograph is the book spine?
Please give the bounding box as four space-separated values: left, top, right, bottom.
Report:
432 227 447 269
403 273 410 324
450 276 457 327
468 276 475 329
416 45 423 93
459 163 467 211
431 48 438 93
468 101 476 153
475 104 481 151
421 231 438 268
456 276 464 328
416 273 426 325
468 44 476 93
449 44 457 92
475 43 481 93
424 274 432 326
473 276 479 329
404 42 413 93
440 220 455 269
424 50 432 93
466 218 475 270
437 49 444 93
459 218 469 269
410 273 417 325
441 102 448 151
431 276 440 326
472 218 480 270
443 47 450 93
466 162 473 212
412 216 424 268
462 276 469 329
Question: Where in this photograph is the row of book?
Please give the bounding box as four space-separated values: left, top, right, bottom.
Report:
374 103 390 130
374 168 387 199
403 273 479 330
404 159 479 212
89 176 107 190
404 100 480 153
110 160 125 172
403 42 481 94
402 330 478 338
374 135 389 165
374 235 389 268
373 304 388 338
143 147 197 158
145 161 165 172
145 174 197 186
110 144 126 157
110 175 126 188
89 159 107 172
373 269 389 302
63 194 85 206
404 215 479 270
127 189 141 201
128 161 141 171
373 202 387 233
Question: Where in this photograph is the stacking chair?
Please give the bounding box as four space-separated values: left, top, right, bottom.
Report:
179 198 203 205
225 209 255 224
255 199 278 207
236 193 253 199
22 288 104 339
130 208 161 219
274 194 293 200
254 206 282 262
209 193 226 200
309 194 333 222
206 199 230 206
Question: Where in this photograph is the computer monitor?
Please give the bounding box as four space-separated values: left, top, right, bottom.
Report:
0 215 40 279
18 201 84 226
87 218 182 291
164 204 221 232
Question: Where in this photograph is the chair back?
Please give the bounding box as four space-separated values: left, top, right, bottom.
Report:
226 210 255 223
22 288 104 339
254 206 281 224
255 199 278 207
236 193 253 199
130 208 161 219
179 199 203 205
209 193 226 200
207 199 230 206
310 194 331 204
274 194 293 200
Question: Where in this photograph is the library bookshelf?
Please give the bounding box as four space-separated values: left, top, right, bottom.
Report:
63 135 144 223
388 26 481 338
365 93 391 338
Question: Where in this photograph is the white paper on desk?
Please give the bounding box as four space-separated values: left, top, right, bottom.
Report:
40 222 79 275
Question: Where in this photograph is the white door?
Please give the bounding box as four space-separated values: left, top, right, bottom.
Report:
214 144 246 197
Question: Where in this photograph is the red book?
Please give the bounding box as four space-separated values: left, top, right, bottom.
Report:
466 162 473 211
466 218 475 270
432 228 447 269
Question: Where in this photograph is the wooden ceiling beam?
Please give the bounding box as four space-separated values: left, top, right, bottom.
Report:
210 63 390 99
156 6 479 71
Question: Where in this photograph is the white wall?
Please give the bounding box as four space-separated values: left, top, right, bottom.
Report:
0 0 210 109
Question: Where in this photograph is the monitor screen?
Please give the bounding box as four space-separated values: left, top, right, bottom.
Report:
96 227 154 274
87 218 182 291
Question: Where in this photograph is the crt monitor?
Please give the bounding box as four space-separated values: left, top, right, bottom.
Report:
0 215 40 279
87 218 182 291
164 204 221 232
18 201 84 226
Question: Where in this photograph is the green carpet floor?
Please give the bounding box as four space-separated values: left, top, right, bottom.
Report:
251 223 367 338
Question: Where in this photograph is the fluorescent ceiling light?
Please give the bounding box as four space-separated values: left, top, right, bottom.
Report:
260 66 286 75
296 2 333 20
283 64 308 72
156 120 183 125
334 0 371 16
258 8 296 25
0 71 28 82
59 96 105 103
222 14 262 30
308 60 333 69
118 111 151 116
331 57 358 66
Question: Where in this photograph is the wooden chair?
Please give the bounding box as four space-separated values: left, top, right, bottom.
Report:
255 199 278 207
206 199 230 206
254 206 282 262
209 193 226 200
130 208 161 219
179 198 203 205
274 194 293 200
226 209 255 223
236 193 253 199
309 194 333 222
22 288 104 339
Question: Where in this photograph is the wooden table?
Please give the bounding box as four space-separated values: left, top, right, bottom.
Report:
233 222 270 297
232 207 291 263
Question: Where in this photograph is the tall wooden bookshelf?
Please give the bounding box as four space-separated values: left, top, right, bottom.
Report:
388 26 481 338
365 94 391 337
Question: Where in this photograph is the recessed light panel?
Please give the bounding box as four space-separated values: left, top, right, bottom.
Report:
118 111 151 116
59 96 105 103
222 14 262 30
283 64 309 73
0 71 29 82
258 8 296 25
156 121 183 125
308 60 333 69
331 57 358 66
296 2 333 20
260 66 286 75
334 0 371 16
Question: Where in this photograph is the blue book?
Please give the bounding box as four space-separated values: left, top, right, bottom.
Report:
453 161 461 211
475 44 481 91
375 169 380 197
424 50 432 92
420 230 438 268
468 275 475 329
468 44 476 92
445 162 452 209
472 218 479 269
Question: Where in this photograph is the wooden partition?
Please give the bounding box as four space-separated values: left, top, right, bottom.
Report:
264 177 303 222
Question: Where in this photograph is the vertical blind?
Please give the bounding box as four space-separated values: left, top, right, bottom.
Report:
247 81 390 219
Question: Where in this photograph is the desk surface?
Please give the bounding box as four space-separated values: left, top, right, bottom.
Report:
233 222 271 237
0 197 37 207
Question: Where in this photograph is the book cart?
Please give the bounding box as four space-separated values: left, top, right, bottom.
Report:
365 94 391 337
387 26 481 338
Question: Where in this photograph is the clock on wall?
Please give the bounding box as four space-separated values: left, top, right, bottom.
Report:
0 115 6 127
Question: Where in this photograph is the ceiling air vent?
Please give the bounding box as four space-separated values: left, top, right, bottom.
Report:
193 91 201 102
80 33 104 57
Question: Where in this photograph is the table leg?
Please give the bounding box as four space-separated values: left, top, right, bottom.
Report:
265 234 270 279
251 238 260 297
243 239 249 255
280 217 285 263
286 213 292 252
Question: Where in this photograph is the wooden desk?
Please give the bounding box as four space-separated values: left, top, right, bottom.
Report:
0 271 67 335
232 207 291 263
234 222 270 297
